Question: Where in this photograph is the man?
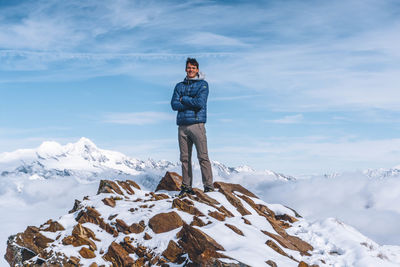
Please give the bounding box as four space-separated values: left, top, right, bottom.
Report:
171 58 214 196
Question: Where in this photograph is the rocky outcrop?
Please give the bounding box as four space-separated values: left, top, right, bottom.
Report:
5 175 320 267
155 171 182 191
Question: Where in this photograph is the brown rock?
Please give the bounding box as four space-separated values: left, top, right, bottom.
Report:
214 182 258 198
104 242 135 266
156 171 183 191
42 220 65 232
214 182 252 216
5 235 37 266
172 198 205 216
275 214 298 224
177 223 225 264
242 217 251 225
190 216 206 227
266 239 289 257
129 220 146 234
117 180 136 195
115 219 130 233
72 223 99 241
76 207 118 237
148 211 183 234
89 263 98 267
144 233 152 240
266 260 278 267
69 256 80 265
262 230 313 256
150 192 170 200
225 223 244 236
126 179 141 190
208 211 226 221
62 224 98 251
298 261 309 267
192 188 220 205
79 247 96 259
162 240 184 262
102 197 116 207
97 180 124 195
69 199 83 213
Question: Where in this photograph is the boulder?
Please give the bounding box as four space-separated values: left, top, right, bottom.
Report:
148 211 183 234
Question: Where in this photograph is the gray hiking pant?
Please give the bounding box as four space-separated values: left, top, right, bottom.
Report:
178 123 213 189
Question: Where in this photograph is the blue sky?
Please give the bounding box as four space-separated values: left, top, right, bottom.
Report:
1 0 400 176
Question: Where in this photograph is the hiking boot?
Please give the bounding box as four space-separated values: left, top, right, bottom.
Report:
178 186 195 197
204 187 215 193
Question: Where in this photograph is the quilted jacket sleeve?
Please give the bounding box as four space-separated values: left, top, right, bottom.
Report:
171 85 188 111
181 81 208 110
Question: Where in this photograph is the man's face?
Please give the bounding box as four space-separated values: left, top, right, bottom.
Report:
186 63 199 79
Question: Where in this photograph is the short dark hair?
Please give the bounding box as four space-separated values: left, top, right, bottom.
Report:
186 57 199 68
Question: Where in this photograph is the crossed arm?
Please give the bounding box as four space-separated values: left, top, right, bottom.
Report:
171 83 209 111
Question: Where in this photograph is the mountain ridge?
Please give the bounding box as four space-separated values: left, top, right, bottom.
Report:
6 172 400 266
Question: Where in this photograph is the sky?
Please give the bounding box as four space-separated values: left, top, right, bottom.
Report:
1 0 400 176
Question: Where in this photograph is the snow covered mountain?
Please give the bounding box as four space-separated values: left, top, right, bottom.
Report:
0 137 294 188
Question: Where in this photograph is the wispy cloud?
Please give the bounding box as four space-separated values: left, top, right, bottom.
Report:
103 112 174 125
265 114 304 124
182 32 247 47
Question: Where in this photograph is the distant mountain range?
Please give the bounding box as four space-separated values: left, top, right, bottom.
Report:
0 137 295 191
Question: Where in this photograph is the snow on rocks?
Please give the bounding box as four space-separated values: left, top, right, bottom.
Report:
5 172 400 267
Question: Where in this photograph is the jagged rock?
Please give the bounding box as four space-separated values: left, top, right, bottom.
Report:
69 199 83 213
214 182 253 216
148 211 183 233
190 216 207 227
115 219 130 233
102 197 116 207
117 180 137 194
104 242 135 266
266 239 290 257
97 180 124 195
155 171 182 191
262 230 313 256
225 223 244 236
42 220 65 232
76 206 118 237
5 235 36 266
208 210 227 221
172 198 205 216
162 240 184 262
177 223 225 264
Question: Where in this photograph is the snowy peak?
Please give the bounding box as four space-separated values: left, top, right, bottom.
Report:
0 138 296 186
6 172 400 267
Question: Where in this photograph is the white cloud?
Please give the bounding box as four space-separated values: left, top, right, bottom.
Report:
103 112 174 125
265 114 304 124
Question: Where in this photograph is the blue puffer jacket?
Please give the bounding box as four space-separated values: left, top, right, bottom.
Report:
171 73 208 126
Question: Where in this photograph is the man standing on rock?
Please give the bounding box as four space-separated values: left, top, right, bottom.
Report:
171 58 214 196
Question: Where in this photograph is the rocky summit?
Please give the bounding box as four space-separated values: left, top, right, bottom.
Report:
5 172 397 266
